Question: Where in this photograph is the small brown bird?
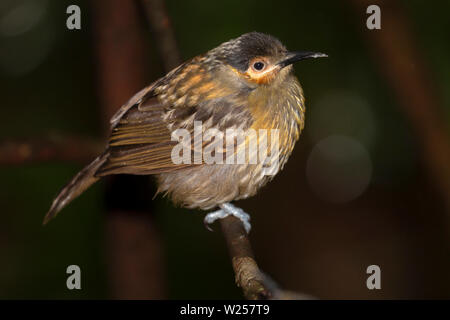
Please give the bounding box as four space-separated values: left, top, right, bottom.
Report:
44 32 326 232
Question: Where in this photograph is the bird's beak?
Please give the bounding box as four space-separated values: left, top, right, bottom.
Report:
278 51 327 68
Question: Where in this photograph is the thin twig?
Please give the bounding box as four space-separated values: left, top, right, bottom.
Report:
142 0 181 71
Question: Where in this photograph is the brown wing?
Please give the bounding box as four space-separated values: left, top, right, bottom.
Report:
96 56 254 177
97 94 192 175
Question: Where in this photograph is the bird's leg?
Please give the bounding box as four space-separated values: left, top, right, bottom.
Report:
204 202 251 233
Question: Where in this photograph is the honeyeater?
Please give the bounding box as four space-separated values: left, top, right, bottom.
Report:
44 32 326 232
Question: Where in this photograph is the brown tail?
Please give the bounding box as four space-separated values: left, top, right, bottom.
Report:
43 152 109 225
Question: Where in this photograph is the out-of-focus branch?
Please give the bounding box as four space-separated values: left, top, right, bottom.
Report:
0 135 102 165
347 1 450 226
220 216 313 300
92 0 166 299
142 0 181 71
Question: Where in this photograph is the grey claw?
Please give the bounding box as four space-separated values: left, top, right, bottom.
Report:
204 219 214 232
203 209 226 232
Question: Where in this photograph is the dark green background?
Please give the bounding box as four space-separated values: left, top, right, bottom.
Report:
0 0 449 299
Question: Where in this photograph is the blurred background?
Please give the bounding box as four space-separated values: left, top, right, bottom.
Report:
0 0 449 299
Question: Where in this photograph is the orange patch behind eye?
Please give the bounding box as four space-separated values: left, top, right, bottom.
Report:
245 57 278 85
244 69 277 85
227 63 278 85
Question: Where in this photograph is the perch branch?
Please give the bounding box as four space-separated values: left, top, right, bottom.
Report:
220 216 271 300
220 216 312 300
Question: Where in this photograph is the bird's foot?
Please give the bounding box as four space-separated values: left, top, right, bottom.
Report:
204 202 251 233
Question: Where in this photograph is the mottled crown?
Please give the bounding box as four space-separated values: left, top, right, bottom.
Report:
206 32 287 71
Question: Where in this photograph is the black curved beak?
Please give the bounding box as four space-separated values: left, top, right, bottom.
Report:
278 51 327 68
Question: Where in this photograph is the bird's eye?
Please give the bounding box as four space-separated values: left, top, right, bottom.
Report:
252 61 265 71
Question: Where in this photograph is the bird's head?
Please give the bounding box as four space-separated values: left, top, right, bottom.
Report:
207 32 327 89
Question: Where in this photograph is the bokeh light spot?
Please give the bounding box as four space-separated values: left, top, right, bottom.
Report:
306 135 372 203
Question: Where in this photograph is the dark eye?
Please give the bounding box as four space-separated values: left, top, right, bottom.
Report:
253 61 265 71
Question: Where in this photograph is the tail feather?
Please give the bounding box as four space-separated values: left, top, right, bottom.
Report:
43 152 109 225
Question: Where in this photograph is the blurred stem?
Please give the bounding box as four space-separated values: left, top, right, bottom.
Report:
0 135 102 165
142 0 181 71
92 0 166 299
348 0 450 237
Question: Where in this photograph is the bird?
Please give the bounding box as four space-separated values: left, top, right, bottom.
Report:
44 32 326 232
